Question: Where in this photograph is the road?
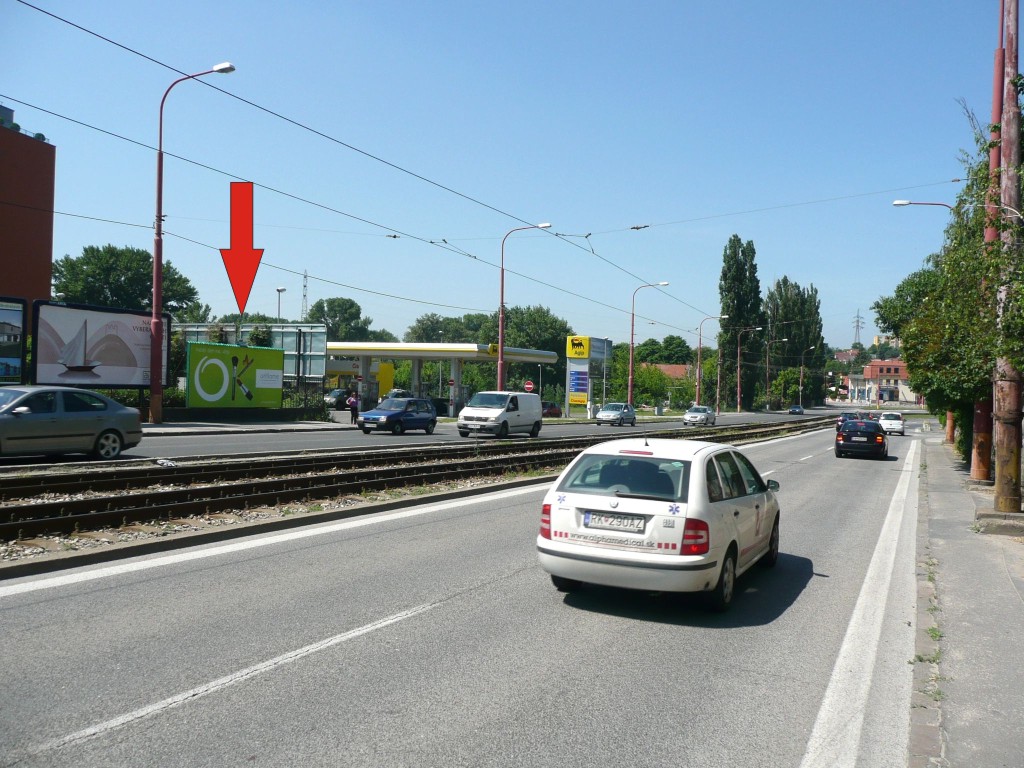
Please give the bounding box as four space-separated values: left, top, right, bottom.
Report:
124 410 805 459
0 425 921 767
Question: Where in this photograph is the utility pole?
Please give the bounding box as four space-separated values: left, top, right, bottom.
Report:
994 0 1023 514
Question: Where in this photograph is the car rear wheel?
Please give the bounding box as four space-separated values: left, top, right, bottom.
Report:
93 430 123 460
551 574 582 593
425 420 436 434
706 549 736 613
630 417 636 426
529 421 541 437
835 449 843 458
391 421 405 435
760 517 780 568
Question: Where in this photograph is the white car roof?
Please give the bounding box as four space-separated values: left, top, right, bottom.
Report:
880 412 902 418
578 437 724 460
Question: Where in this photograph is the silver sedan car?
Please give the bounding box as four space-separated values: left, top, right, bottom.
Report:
683 405 716 425
595 402 637 427
0 385 143 459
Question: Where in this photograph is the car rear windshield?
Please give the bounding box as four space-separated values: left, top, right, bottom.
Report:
557 454 689 502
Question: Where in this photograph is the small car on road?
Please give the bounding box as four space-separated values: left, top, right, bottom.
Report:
358 397 437 435
878 411 905 436
788 404 804 415
835 419 889 459
537 437 781 612
595 402 636 427
683 405 716 425
0 385 142 460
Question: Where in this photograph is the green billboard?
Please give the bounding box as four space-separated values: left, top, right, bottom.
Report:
186 342 284 408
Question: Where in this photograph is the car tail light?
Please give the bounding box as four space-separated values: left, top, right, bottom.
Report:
836 434 845 443
540 503 552 539
875 434 885 444
681 519 709 555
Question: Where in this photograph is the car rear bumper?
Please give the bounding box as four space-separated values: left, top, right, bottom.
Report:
537 540 719 592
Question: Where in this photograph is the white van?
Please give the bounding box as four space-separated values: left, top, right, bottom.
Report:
457 391 543 438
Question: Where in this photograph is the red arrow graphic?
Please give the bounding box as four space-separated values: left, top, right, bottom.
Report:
220 182 264 315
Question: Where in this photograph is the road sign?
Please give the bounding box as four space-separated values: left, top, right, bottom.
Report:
524 380 534 392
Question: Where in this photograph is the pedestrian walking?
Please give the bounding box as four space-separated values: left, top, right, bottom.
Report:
347 392 359 424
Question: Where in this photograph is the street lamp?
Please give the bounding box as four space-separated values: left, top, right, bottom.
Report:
498 223 551 390
735 326 762 413
893 199 1024 218
628 281 668 406
276 287 286 323
537 364 542 399
151 61 235 424
799 346 815 407
764 337 788 411
602 337 610 406
695 314 728 406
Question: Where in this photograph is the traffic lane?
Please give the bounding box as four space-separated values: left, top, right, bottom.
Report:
0 432 916 766
122 411 789 459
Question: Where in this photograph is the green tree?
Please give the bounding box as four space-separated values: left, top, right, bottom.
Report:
634 338 663 363
247 324 272 347
660 334 693 364
52 244 198 313
718 235 764 409
308 297 373 341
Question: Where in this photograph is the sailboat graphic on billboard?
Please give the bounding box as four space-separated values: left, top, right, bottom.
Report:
57 321 101 373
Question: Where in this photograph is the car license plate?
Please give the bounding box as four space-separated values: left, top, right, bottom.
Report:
852 436 868 442
584 511 645 532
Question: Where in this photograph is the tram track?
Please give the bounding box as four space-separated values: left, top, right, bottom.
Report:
0 418 832 540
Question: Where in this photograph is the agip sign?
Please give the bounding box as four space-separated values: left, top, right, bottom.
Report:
186 342 284 408
566 336 590 358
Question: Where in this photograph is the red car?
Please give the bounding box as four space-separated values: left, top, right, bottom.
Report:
542 401 562 418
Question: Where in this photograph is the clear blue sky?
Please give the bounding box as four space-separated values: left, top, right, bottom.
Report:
1 0 1001 350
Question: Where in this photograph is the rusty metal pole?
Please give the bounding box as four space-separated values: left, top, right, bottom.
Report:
971 0 1006 481
995 0 1023 513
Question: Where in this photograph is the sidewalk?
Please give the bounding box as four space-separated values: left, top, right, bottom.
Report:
911 434 1024 767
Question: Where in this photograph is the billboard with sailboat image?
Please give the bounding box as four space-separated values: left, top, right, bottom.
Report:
31 302 171 388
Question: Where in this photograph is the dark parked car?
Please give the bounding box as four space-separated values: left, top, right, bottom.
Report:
836 411 859 431
431 398 450 417
835 419 889 459
542 401 562 418
357 397 437 435
324 388 347 410
0 385 142 459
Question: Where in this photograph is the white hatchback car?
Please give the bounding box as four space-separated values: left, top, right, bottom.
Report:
537 438 780 611
878 411 905 436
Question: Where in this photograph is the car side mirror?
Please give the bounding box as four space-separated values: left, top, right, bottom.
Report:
767 479 780 491
12 406 31 416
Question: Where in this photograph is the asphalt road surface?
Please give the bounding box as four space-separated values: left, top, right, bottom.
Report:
0 425 920 767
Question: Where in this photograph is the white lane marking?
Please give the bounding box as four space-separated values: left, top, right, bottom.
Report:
0 485 543 599
22 603 434 759
798 438 919 768
800 455 814 461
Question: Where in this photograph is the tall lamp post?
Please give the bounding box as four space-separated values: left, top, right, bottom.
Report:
799 346 815 407
602 337 610 406
498 223 551 390
735 326 762 413
276 287 286 323
151 62 235 424
628 281 669 405
695 314 728 406
764 337 788 411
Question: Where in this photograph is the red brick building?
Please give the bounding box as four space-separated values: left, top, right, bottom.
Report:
0 109 55 307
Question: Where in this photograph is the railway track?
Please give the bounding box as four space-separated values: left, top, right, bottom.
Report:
0 418 833 539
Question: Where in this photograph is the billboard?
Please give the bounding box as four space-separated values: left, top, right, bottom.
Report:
0 297 27 384
32 302 170 388
186 342 284 408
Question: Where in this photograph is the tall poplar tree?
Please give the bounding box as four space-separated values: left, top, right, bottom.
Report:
718 235 764 409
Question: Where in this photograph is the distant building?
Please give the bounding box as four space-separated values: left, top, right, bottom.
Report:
0 110 55 308
847 358 921 404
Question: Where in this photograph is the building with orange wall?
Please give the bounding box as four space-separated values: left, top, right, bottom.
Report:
0 108 55 307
